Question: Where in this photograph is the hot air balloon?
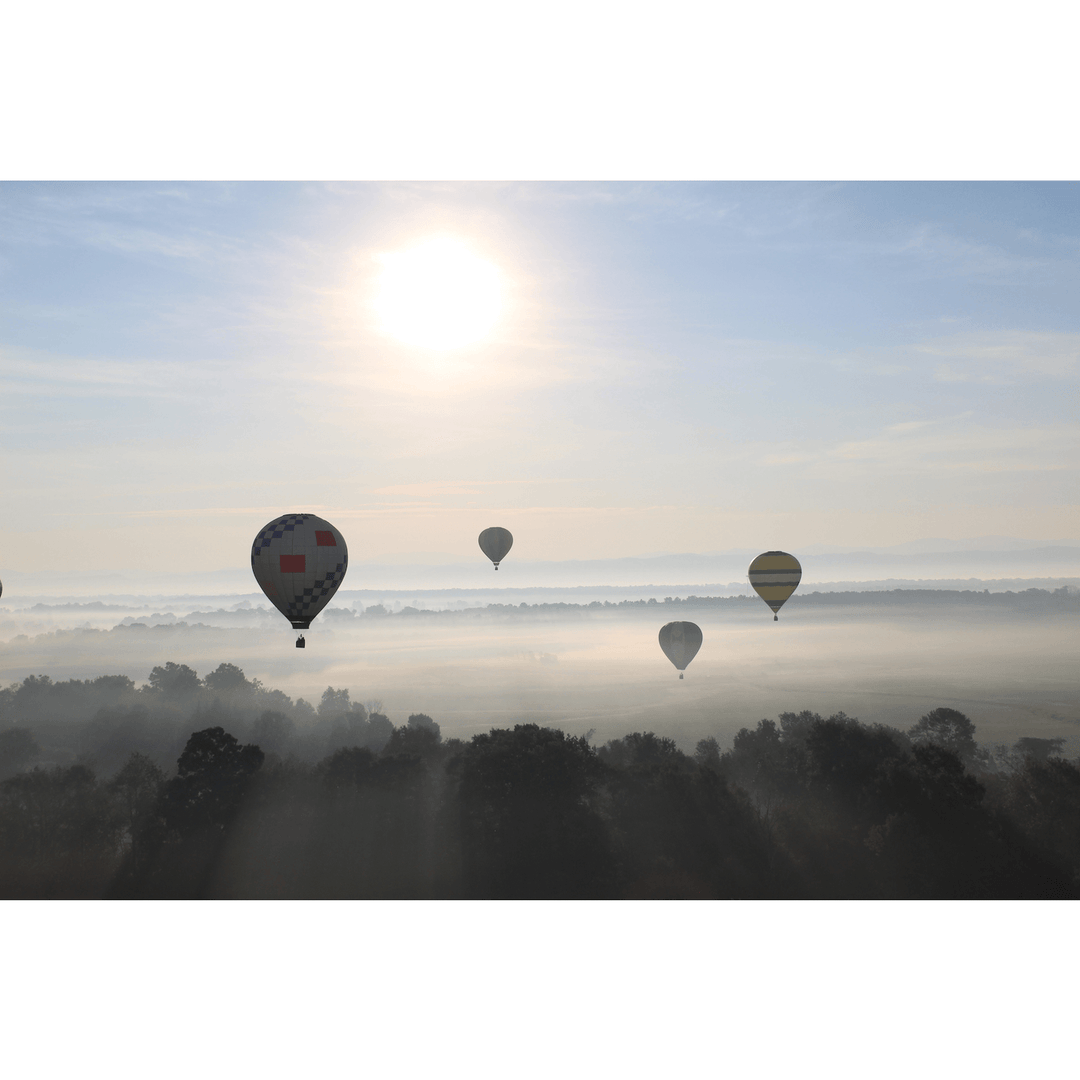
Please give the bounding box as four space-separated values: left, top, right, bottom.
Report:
748 551 802 621
251 513 348 647
478 526 513 570
659 621 702 679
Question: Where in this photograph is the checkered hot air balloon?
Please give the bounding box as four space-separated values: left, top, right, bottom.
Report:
659 621 702 679
748 551 802 621
251 514 348 647
478 526 513 570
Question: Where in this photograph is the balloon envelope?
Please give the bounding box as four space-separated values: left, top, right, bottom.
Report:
479 526 513 569
251 513 348 630
659 621 702 675
748 551 802 619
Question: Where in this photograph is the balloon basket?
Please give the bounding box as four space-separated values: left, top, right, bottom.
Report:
774 615 778 621
679 672 684 679
295 634 306 649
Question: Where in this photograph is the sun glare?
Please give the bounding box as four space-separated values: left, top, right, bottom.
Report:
373 237 504 351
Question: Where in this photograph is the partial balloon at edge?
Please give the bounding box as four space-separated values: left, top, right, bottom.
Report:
748 551 802 621
251 513 348 646
658 621 702 679
478 526 513 570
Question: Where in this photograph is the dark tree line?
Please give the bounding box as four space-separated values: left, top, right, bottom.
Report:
1 665 1078 898
0 664 394 778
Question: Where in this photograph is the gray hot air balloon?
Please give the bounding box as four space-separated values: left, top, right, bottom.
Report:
251 513 348 647
478 526 513 570
658 621 702 679
0 578 3 600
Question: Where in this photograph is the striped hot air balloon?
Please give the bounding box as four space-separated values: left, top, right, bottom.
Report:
658 621 702 679
748 551 802 621
251 513 348 647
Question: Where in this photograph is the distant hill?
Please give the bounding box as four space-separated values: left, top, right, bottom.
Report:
3 538 1079 598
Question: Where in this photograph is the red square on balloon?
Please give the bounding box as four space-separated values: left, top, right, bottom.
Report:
315 531 337 546
280 555 306 573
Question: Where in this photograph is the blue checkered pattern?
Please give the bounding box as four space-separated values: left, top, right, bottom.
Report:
284 561 347 620
251 513 312 562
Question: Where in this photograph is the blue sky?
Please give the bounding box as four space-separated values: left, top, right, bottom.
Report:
1 181 1077 579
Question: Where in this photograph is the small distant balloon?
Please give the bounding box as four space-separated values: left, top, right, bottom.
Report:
479 526 513 570
251 513 348 646
748 551 802 621
658 621 702 679
0 578 3 600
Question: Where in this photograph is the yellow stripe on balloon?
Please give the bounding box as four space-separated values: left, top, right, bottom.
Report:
748 551 802 617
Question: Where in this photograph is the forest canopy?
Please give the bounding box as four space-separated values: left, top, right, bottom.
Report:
1 662 1077 899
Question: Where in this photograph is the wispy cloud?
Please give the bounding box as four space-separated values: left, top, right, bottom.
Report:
824 420 1078 475
0 347 237 397
887 223 1048 278
917 330 1080 382
831 330 1080 385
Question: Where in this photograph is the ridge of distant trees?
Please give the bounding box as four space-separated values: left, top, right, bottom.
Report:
330 587 1080 618
1 663 1078 899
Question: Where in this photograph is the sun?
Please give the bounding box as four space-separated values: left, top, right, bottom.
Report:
372 237 504 351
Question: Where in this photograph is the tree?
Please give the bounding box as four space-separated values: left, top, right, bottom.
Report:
778 710 824 747
366 713 394 752
908 708 978 763
323 746 377 789
694 737 721 772
991 756 1080 886
251 710 297 756
407 713 441 739
0 727 39 779
602 730 771 898
7 676 55 724
452 724 614 898
804 715 912 820
161 727 264 834
0 763 123 872
1012 737 1066 764
598 732 687 770
384 723 442 759
314 745 434 897
204 663 250 696
0 683 15 724
319 686 354 718
719 718 802 824
86 675 138 708
108 752 166 863
146 662 201 702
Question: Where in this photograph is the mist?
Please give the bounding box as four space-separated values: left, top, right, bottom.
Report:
3 586 1077 756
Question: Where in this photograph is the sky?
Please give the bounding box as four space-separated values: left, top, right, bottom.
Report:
2 181 1078 585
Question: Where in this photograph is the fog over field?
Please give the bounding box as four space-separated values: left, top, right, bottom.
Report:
3 578 1077 757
